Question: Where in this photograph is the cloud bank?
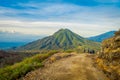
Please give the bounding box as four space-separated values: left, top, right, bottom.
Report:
0 0 120 37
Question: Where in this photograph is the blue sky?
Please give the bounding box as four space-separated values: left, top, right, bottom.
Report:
0 0 120 37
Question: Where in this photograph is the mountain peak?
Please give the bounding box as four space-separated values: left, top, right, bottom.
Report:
53 28 77 40
53 28 71 35
16 29 100 51
59 28 70 31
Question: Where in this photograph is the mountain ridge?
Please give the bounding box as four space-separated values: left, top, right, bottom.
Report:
88 31 116 42
15 29 101 51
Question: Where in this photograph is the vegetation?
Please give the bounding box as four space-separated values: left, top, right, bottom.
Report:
16 29 101 52
0 29 103 80
0 50 39 68
96 29 120 80
0 50 58 80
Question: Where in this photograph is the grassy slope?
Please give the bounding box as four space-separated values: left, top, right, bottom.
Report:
0 50 58 80
0 50 39 68
16 29 101 51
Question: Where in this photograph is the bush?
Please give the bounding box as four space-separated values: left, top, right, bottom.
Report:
0 50 58 80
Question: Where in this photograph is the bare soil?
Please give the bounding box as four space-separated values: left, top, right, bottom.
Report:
23 53 108 80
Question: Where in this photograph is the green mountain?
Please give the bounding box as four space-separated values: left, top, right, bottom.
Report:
16 29 101 51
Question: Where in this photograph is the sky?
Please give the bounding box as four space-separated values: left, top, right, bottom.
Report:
0 0 120 37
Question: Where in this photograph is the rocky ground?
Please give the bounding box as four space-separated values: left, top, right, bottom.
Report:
23 53 108 80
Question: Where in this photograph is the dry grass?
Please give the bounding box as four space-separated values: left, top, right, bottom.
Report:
23 53 107 80
96 30 120 80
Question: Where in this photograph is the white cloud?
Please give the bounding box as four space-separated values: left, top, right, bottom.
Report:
0 20 119 37
0 2 120 37
0 3 120 24
0 3 81 19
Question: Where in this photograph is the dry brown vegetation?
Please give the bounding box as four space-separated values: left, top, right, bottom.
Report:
97 30 120 80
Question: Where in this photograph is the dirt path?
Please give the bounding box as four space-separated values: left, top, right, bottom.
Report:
23 53 107 80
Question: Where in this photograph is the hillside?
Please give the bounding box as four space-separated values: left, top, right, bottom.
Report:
88 31 116 42
16 29 100 51
0 51 58 80
0 50 37 68
96 30 120 80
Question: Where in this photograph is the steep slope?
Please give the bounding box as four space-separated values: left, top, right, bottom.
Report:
16 29 100 51
97 30 120 80
88 31 116 42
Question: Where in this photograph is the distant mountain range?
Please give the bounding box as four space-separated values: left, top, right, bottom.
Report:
88 31 116 42
0 31 45 49
0 29 116 50
16 29 100 51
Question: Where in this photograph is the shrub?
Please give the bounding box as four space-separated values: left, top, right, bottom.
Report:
0 50 58 80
